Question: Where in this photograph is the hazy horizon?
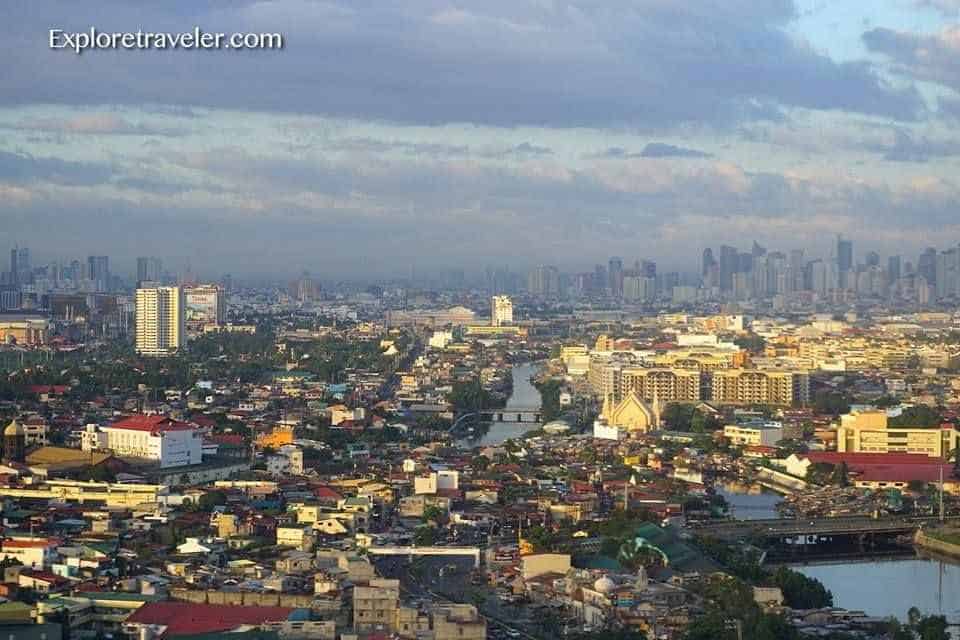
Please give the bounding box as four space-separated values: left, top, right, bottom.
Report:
4 2 960 278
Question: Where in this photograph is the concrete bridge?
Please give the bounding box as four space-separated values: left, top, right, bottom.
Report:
365 545 481 568
479 408 541 423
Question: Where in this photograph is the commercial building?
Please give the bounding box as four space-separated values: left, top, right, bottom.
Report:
184 284 227 334
0 313 49 345
836 410 960 458
136 256 163 284
135 285 185 356
81 415 202 467
724 421 784 447
491 295 513 327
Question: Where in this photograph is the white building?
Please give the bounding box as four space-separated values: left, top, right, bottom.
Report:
723 421 784 447
491 296 513 327
82 415 202 468
266 445 304 477
135 286 186 357
414 470 459 494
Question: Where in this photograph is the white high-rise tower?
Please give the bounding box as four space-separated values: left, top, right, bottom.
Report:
136 286 186 356
491 295 513 327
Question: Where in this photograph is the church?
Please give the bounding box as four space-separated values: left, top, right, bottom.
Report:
593 391 661 440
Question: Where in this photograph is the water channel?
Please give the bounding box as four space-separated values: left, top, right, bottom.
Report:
459 362 543 447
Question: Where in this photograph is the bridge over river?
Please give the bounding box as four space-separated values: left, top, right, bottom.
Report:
697 515 960 543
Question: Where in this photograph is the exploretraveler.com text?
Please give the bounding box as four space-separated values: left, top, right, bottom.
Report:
49 27 284 54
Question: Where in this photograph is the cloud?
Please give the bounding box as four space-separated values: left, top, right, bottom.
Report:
864 25 960 93
867 128 960 162
0 150 111 186
10 113 186 137
0 1 923 128
640 143 713 158
916 0 960 16
590 144 712 159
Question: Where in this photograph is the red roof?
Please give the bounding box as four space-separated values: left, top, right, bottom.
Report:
107 415 195 435
856 465 947 483
2 537 59 549
27 385 70 395
125 602 294 637
313 486 343 500
803 452 945 466
206 434 245 446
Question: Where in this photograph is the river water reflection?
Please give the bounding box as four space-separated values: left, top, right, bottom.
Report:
717 481 782 520
797 557 960 625
459 362 542 447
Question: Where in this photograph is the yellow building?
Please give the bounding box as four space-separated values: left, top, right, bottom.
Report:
837 411 959 458
594 334 615 351
0 314 49 345
709 370 808 406
256 426 294 449
599 391 659 434
0 479 166 507
621 368 701 403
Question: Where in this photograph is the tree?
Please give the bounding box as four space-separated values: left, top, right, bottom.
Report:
422 505 445 525
198 490 228 511
413 525 437 546
831 461 850 487
889 406 942 428
770 567 833 609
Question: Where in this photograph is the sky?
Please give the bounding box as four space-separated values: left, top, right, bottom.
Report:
3 1 960 279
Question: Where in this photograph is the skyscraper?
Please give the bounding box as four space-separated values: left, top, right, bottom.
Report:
608 257 623 298
491 295 513 327
135 286 186 357
887 255 901 285
8 248 17 286
836 236 853 289
719 245 738 291
137 256 164 284
87 255 110 292
918 247 937 286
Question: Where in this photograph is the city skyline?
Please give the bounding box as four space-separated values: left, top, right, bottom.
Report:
4 2 960 275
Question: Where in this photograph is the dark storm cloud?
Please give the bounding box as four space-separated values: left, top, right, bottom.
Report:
0 150 111 186
0 1 922 128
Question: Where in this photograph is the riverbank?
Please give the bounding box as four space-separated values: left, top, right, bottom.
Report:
915 528 960 560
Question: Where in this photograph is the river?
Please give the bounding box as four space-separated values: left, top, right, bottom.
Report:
459 362 543 447
796 556 960 626
716 481 782 520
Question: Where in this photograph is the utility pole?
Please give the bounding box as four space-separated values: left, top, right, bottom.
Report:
939 464 945 524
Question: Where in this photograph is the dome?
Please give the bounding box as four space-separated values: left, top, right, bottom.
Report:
3 419 24 437
593 576 616 594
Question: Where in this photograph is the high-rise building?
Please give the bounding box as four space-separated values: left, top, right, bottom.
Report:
836 236 853 289
719 245 738 291
887 255 901 286
491 295 513 327
527 265 560 297
918 247 937 286
865 251 880 267
137 256 164 284
608 257 624 298
184 284 227 334
135 286 185 357
87 256 110 292
8 248 18 286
